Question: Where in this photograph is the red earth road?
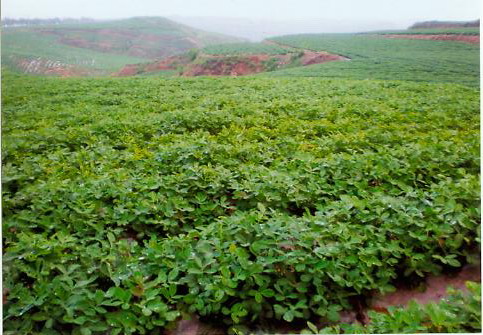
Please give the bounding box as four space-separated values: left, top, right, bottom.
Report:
384 34 479 44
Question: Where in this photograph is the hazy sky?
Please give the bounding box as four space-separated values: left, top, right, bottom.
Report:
2 0 480 22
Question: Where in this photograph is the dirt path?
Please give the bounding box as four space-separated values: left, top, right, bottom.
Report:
383 34 479 44
263 39 351 61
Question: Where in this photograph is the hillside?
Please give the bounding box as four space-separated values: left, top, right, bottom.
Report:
115 42 349 77
265 32 479 86
1 16 245 75
3 17 478 84
114 28 479 86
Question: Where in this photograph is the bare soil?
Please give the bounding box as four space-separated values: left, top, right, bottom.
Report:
116 64 140 76
300 51 350 65
181 54 270 76
116 49 348 77
384 34 480 44
178 50 346 76
115 54 190 76
370 261 481 311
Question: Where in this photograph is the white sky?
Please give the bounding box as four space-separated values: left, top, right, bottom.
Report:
2 0 480 22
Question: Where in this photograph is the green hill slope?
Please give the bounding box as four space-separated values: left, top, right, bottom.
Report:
265 33 479 86
2 17 245 75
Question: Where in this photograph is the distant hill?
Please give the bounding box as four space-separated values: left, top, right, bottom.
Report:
1 16 245 75
1 17 98 27
410 19 480 29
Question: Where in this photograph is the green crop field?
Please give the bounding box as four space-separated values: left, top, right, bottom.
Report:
2 70 480 334
265 34 479 86
203 42 292 55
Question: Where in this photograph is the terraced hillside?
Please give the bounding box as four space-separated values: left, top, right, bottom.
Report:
1 17 245 76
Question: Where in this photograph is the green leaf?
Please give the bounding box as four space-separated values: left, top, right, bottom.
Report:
257 202 266 213
261 289 275 297
72 316 88 325
274 304 285 316
327 308 340 322
215 290 225 301
32 312 49 321
307 321 318 333
157 270 167 282
168 268 179 281
166 311 180 321
283 310 295 322
45 318 54 328
107 232 116 245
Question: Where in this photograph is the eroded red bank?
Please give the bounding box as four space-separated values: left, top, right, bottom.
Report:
115 51 349 77
384 34 480 44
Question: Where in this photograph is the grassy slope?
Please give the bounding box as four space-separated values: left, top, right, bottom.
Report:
1 17 244 74
265 34 479 86
2 72 480 333
1 30 147 72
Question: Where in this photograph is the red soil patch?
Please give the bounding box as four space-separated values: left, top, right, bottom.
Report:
182 55 271 76
180 51 347 76
114 55 190 76
370 261 481 311
116 64 140 76
115 49 349 77
301 51 350 65
166 315 225 335
182 60 257 76
384 34 480 44
144 55 188 72
59 37 93 50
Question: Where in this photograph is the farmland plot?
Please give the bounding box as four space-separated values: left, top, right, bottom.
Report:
2 73 480 334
